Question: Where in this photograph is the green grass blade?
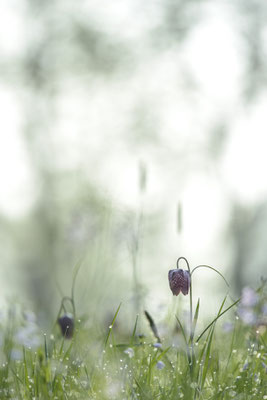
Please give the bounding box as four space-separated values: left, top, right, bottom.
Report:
63 341 74 361
191 298 200 342
217 295 227 316
196 297 240 343
201 325 215 389
23 347 30 390
71 258 83 306
130 314 139 345
175 315 192 366
223 319 237 379
191 265 229 287
198 336 209 365
134 377 152 399
144 310 161 343
199 297 227 389
58 336 65 357
104 303 121 347
153 346 171 364
175 315 188 345
44 334 48 361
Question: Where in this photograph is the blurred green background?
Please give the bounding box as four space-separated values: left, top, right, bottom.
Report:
1 0 267 328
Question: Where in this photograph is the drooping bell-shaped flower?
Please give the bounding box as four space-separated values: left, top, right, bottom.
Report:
58 313 74 339
168 268 190 296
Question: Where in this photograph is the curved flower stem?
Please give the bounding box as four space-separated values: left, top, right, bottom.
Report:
52 296 75 334
191 264 229 286
176 256 190 271
177 257 194 371
62 296 76 319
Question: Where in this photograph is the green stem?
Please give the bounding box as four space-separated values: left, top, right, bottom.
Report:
191 264 229 287
177 257 194 371
189 270 194 371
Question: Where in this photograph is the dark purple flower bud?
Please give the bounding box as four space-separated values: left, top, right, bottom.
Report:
168 269 190 296
58 313 74 339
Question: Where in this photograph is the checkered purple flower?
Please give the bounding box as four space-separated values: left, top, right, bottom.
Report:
58 313 74 339
168 268 190 296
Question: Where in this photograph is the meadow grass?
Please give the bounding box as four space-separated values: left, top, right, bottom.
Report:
0 260 266 399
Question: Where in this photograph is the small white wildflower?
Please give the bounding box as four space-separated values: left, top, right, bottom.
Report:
124 348 134 358
156 361 165 370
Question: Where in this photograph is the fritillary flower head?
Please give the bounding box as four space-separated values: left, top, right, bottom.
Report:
58 313 74 339
168 268 190 296
168 257 191 296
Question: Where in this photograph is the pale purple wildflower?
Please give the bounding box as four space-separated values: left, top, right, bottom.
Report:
262 362 267 373
156 361 165 370
262 303 267 316
168 269 190 296
241 287 259 307
243 362 249 371
23 310 37 323
222 322 234 333
10 349 23 361
238 308 257 325
124 348 134 358
153 343 162 349
15 323 41 348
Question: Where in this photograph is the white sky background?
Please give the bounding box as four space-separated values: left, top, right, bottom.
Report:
0 0 267 314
